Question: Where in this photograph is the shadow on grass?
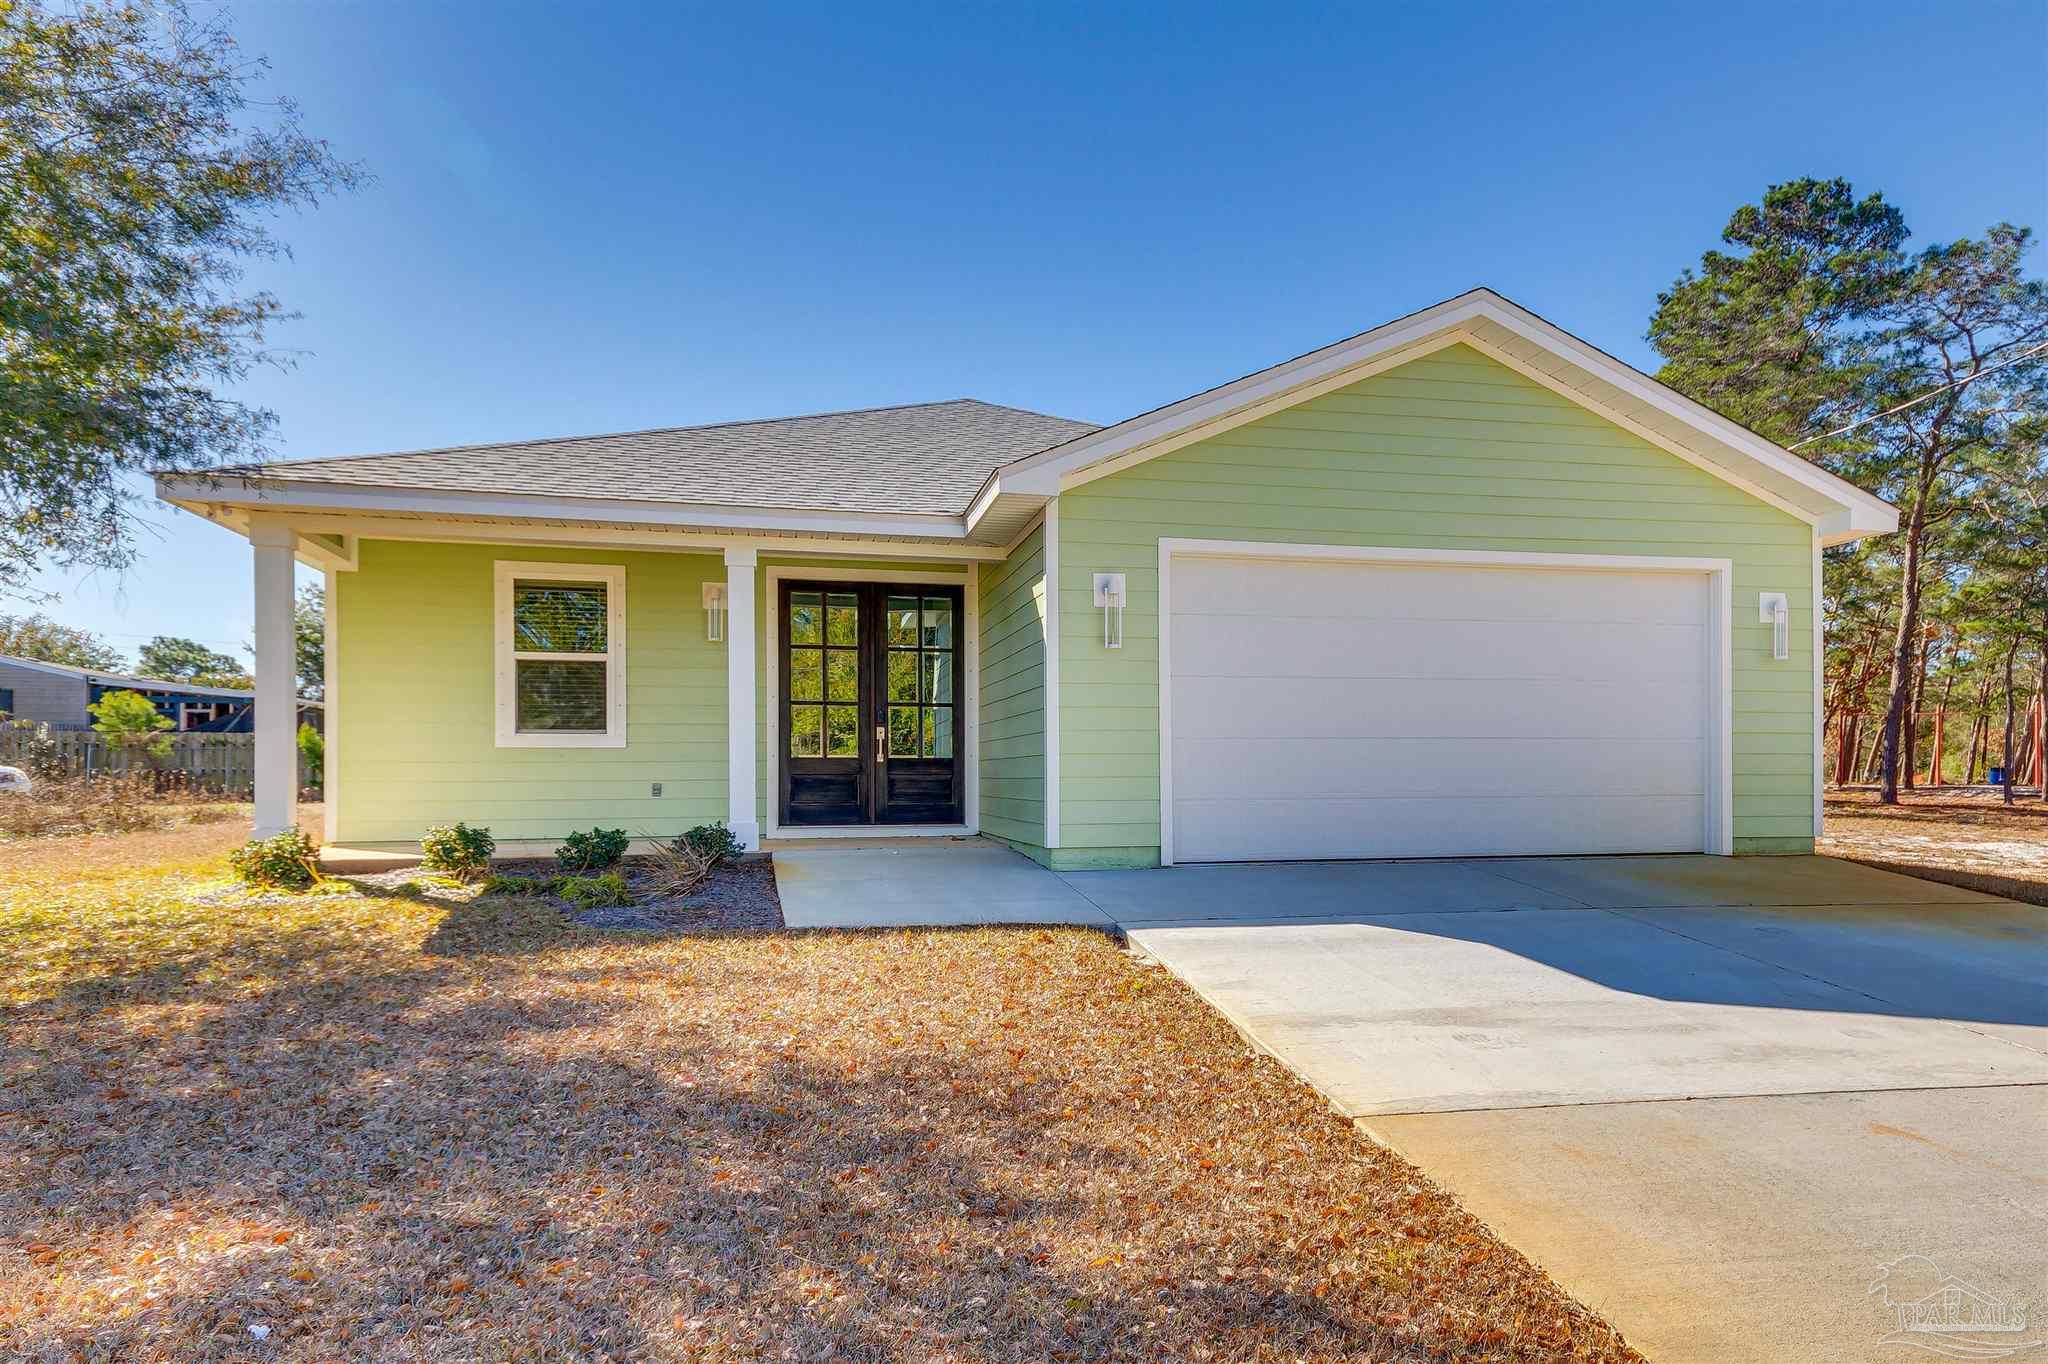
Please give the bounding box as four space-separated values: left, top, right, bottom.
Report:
0 933 1389 1362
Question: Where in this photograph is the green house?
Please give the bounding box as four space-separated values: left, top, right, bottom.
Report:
158 289 1895 868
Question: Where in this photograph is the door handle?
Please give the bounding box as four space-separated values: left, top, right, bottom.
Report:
875 724 886 762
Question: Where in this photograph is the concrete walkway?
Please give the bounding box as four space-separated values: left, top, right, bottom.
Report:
1075 856 2048 1364
771 839 1111 929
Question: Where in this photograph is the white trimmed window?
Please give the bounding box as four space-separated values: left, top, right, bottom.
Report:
493 562 626 748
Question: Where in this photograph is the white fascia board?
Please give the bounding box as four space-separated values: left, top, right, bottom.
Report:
161 503 1012 563
153 473 971 541
989 288 1899 541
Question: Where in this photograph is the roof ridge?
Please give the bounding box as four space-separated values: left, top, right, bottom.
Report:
212 397 1087 476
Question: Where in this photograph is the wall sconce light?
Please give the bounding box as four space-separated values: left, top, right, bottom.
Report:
1759 592 1789 661
1093 572 1127 649
703 582 728 643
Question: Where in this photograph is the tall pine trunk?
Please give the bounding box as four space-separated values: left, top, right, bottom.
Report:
1877 488 1931 804
2002 639 2020 807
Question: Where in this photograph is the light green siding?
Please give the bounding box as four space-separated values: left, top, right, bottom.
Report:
332 539 727 843
1054 342 1818 866
977 522 1049 854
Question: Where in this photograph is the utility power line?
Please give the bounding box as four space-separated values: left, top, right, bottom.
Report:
1790 337 2048 449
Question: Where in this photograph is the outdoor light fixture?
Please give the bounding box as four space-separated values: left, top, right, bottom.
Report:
1093 572 1127 649
703 582 728 643
1759 591 1789 661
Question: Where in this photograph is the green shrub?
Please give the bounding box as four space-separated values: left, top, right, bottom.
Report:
556 826 629 872
558 871 633 910
678 822 743 866
297 723 325 787
420 822 495 877
481 872 560 897
228 829 320 890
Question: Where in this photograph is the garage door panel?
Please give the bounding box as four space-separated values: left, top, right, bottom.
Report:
1172 795 1707 862
1172 736 1706 801
1172 675 1705 741
1176 557 1708 625
1168 554 1712 862
1172 613 1707 684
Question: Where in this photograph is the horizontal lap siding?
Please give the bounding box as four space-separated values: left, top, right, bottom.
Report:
977 524 1049 851
335 539 727 842
1055 343 1817 862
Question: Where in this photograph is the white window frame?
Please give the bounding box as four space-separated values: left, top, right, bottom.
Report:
494 561 627 748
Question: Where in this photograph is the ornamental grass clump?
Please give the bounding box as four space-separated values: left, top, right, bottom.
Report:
420 822 494 878
557 871 632 910
227 829 320 890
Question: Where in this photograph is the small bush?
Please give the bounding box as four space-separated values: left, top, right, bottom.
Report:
228 829 320 890
558 871 632 910
556 826 629 872
421 822 495 877
297 723 325 787
679 822 744 866
481 872 559 897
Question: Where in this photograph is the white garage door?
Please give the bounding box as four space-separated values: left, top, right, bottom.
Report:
1166 554 1713 862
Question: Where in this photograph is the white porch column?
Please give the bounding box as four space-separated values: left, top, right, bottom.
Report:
250 515 298 839
723 547 761 850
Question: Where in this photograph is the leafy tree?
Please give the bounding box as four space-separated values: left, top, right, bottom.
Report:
89 688 173 758
1650 179 2048 803
0 0 359 595
136 635 251 688
296 583 324 698
0 611 124 669
296 721 323 787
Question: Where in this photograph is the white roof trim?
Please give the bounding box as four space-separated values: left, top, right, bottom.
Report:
974 288 1897 546
154 473 971 541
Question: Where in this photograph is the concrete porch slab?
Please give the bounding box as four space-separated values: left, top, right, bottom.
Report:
772 839 1115 929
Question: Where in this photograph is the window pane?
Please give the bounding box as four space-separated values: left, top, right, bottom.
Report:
923 652 954 704
885 596 919 646
516 659 607 732
789 649 822 701
826 649 859 701
826 592 859 646
789 592 822 645
887 706 919 757
788 705 822 757
514 581 607 653
921 597 953 649
826 705 859 757
887 649 917 702
924 706 954 759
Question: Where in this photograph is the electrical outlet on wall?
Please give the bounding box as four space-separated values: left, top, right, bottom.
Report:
651 782 663 797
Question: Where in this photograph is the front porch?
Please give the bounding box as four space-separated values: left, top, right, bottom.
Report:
240 526 1016 859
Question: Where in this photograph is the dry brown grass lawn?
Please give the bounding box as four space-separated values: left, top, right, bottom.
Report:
1822 789 2048 905
0 825 1640 1363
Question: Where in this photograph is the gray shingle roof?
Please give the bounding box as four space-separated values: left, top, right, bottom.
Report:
219 399 1098 516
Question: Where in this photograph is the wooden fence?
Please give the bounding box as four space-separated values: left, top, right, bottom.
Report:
0 730 315 793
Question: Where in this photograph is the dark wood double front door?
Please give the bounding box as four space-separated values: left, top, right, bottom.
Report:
778 581 963 827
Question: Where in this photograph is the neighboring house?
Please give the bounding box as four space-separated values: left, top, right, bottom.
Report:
156 289 1896 864
0 653 258 731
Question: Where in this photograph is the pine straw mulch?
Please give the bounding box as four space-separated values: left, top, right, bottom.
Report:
0 830 1641 1363
1822 788 2048 906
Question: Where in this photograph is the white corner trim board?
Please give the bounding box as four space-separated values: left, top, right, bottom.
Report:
1155 539 1735 865
1043 502 1061 849
492 560 628 749
759 562 980 842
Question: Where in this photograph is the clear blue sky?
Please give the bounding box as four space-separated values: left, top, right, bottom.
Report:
25 0 2048 663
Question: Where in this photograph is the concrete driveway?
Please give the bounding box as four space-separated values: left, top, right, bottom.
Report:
1068 855 2048 1364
